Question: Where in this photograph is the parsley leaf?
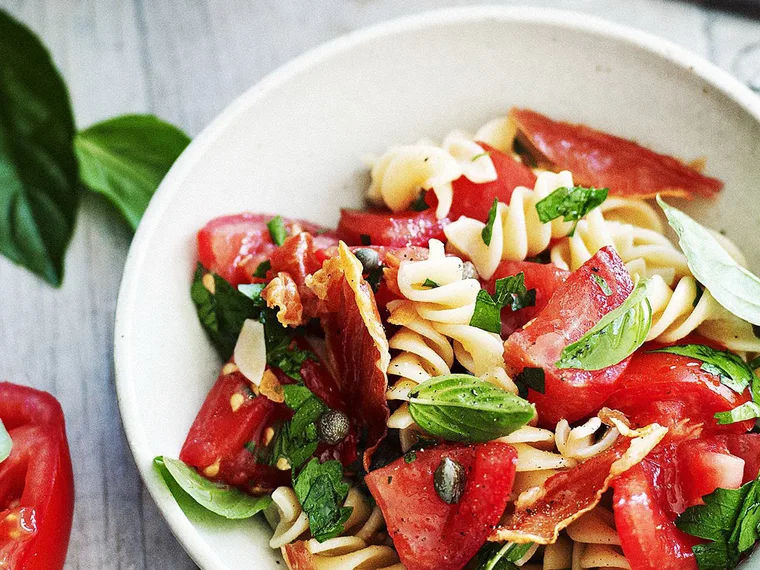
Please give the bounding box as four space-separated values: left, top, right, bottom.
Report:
423 278 440 289
190 263 259 360
469 273 536 333
515 367 545 399
481 199 500 246
271 385 328 470
410 190 430 212
293 459 352 542
535 186 608 235
267 216 288 246
253 260 271 278
677 475 760 570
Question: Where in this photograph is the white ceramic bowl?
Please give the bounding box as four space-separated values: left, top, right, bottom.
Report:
115 6 760 570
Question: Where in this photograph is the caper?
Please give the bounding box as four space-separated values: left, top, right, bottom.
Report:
434 457 466 504
354 248 381 273
316 410 350 445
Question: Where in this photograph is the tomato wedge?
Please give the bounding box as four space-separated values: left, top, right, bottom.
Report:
613 458 700 570
510 108 723 199
337 208 448 247
502 246 633 426
197 213 337 286
484 260 569 337
0 382 74 570
604 337 754 434
448 143 536 221
365 442 517 570
676 438 746 507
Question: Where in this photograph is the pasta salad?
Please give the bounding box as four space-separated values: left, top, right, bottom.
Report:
156 108 760 570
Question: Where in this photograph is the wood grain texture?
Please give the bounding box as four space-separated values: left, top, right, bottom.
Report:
0 1 757 569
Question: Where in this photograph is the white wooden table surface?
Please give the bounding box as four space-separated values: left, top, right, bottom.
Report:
0 1 758 568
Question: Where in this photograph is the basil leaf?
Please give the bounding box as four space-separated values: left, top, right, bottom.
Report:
410 190 430 212
293 458 352 542
75 115 189 230
267 216 287 246
475 541 534 570
535 186 608 235
481 198 499 246
253 260 271 279
191 263 258 360
715 402 760 425
155 456 271 519
408 374 536 442
0 420 11 463
556 281 651 371
658 197 760 326
648 344 755 394
469 273 536 333
0 10 79 285
422 278 440 289
270 384 328 470
515 367 545 399
677 474 760 569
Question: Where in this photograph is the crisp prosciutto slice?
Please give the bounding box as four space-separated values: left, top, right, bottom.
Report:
484 260 569 337
197 213 337 286
307 242 391 469
490 421 667 544
449 143 537 221
510 108 723 199
502 247 633 426
366 443 517 570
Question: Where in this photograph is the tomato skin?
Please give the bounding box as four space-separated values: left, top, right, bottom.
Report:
613 459 699 570
179 366 289 491
197 213 337 286
449 143 536 221
337 208 448 247
676 438 745 507
0 383 74 570
604 338 754 434
502 246 633 426
365 442 517 570
510 108 723 199
718 433 760 482
484 260 569 337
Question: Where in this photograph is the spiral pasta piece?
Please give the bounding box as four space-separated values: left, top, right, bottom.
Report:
555 417 620 461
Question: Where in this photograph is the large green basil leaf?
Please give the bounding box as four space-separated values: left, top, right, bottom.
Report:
556 281 651 371
649 344 755 394
155 456 271 519
75 115 190 230
0 419 11 463
408 374 535 442
658 197 760 326
0 10 79 285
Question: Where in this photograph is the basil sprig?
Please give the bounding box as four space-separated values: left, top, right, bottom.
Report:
649 344 755 394
408 374 536 442
677 473 760 570
293 458 352 542
556 281 651 371
0 420 11 463
658 197 760 327
535 186 608 235
470 273 536 333
154 456 272 519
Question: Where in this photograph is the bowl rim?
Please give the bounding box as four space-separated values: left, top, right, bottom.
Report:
113 5 760 569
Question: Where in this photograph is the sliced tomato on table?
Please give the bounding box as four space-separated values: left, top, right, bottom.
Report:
0 382 74 570
365 442 517 570
510 108 723 199
484 260 569 337
337 208 448 247
448 143 537 221
197 213 338 286
604 337 754 434
502 246 633 426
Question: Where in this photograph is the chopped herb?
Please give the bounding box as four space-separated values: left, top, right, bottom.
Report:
535 186 608 236
593 274 612 296
238 283 267 304
267 216 288 246
749 356 760 371
471 151 491 162
360 234 371 246
253 260 271 278
262 309 315 381
293 458 352 542
693 282 705 308
422 278 440 289
474 541 535 570
191 264 259 360
270 385 328 471
515 368 545 399
365 266 384 293
677 473 760 570
410 190 430 211
469 273 536 333
715 402 760 425
404 451 417 463
481 198 500 246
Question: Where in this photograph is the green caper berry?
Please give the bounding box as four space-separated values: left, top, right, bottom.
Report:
354 248 381 273
316 410 350 445
434 457 466 504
